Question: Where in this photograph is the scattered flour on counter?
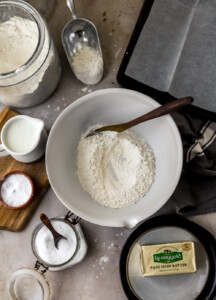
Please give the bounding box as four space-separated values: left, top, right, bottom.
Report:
81 87 88 92
115 47 122 58
77 126 155 208
99 255 109 265
81 87 92 93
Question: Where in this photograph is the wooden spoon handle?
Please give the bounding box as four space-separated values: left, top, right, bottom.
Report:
91 96 194 136
40 213 59 238
123 96 193 130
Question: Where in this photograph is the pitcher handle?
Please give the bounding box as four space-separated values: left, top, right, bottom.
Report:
0 144 9 157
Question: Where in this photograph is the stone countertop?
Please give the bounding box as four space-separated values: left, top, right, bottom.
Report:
1 0 216 299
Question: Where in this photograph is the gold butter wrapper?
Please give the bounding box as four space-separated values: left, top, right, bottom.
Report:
141 242 196 277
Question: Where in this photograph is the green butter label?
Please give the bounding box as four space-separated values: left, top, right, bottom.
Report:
153 252 183 264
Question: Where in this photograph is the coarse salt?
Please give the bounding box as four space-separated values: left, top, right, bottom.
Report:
34 220 77 266
0 173 32 207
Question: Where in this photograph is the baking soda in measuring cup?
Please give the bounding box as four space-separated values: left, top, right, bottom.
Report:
0 115 47 163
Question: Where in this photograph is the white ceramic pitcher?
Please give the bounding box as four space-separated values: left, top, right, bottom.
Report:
0 115 48 163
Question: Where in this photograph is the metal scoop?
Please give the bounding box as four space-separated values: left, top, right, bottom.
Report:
61 0 103 85
86 96 194 138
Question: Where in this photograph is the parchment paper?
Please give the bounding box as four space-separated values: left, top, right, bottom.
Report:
125 0 216 113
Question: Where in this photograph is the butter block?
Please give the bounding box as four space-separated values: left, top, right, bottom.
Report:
141 242 196 277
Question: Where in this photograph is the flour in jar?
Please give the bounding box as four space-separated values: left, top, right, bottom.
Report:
77 126 155 208
0 15 61 107
0 16 38 74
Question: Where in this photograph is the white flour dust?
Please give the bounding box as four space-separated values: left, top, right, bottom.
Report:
99 255 109 265
77 126 155 208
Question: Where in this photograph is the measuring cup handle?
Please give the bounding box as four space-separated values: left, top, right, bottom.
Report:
66 0 77 19
0 144 9 157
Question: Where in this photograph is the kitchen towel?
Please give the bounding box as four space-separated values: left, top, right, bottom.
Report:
170 111 216 216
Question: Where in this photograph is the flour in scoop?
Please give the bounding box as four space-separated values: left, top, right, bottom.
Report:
72 44 103 85
77 126 155 208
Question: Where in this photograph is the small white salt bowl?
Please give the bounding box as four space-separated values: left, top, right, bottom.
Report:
0 171 34 209
46 88 183 228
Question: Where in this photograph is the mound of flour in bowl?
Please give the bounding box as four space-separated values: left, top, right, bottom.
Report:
77 126 155 208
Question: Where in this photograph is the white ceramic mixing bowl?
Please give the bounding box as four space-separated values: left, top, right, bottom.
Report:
46 88 182 228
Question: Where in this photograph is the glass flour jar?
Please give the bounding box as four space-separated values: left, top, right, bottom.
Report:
0 0 61 108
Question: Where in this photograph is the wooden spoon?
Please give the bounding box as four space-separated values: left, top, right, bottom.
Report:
40 213 67 249
86 96 194 138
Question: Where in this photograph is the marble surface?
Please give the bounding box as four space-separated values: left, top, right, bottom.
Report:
1 0 216 299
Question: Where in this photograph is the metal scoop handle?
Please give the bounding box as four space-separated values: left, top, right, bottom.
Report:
66 0 77 19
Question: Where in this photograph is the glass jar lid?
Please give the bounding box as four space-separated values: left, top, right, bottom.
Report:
7 267 51 300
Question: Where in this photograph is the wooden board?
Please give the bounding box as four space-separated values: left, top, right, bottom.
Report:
0 108 50 232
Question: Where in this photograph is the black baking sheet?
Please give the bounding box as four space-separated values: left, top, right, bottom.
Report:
117 0 216 120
